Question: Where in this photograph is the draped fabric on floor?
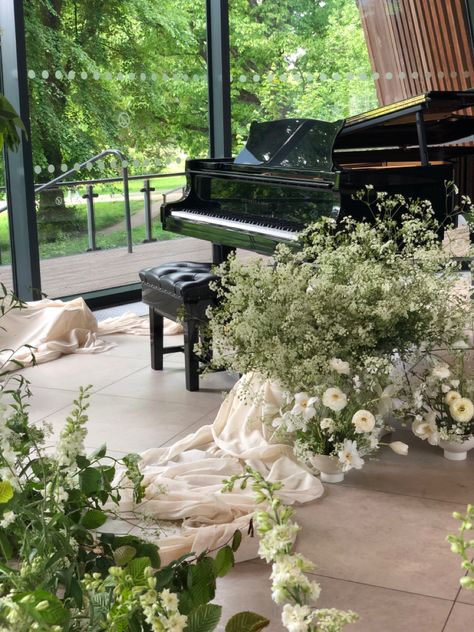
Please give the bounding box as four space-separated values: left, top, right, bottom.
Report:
118 375 324 565
0 297 180 372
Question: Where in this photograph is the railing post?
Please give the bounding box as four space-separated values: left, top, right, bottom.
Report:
141 179 156 243
122 164 133 253
82 184 99 252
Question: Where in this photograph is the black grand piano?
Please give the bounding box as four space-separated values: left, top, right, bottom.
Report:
162 91 474 261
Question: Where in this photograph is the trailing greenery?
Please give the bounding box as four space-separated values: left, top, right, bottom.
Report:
448 504 474 591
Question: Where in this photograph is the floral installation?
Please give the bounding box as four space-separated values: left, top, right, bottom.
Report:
223 467 358 631
447 503 474 591
262 358 408 475
397 343 474 447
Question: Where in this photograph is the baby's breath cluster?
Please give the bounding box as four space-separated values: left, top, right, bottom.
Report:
224 467 358 631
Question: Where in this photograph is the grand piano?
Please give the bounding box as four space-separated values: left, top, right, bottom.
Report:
162 91 474 261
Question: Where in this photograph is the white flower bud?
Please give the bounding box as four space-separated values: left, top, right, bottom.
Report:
388 441 409 456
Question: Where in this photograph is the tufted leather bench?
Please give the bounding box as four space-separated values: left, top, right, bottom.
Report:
139 262 220 391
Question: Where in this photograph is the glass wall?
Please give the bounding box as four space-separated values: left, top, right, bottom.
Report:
23 0 210 299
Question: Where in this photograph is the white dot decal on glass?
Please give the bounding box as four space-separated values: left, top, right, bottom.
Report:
332 72 340 80
425 71 432 78
438 71 445 79
86 162 93 170
319 73 327 81
162 73 169 81
252 74 260 82
140 73 146 81
93 71 100 80
464 70 471 77
104 72 112 80
110 159 117 168
97 160 105 171
117 72 125 81
121 160 128 168
133 159 140 168
398 71 406 79
73 163 80 171
28 70 36 79
47 164 54 173
346 72 354 80
55 70 63 79
385 72 393 80
60 163 68 172
372 72 379 80
80 71 88 80
411 71 419 79
41 70 49 79
67 71 75 80
128 72 136 80
151 73 157 81
450 71 458 78
279 73 286 82
359 72 367 80
34 165 41 174
176 157 182 164
239 75 247 82
306 73 313 82
192 74 200 81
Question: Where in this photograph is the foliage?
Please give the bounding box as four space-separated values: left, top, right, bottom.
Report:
448 504 474 591
206 192 470 395
0 94 25 153
23 0 375 176
223 467 358 631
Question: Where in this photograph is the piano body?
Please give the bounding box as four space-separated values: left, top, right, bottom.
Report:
162 91 474 260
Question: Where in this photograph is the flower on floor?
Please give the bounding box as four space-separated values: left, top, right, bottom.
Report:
223 467 358 631
398 342 474 446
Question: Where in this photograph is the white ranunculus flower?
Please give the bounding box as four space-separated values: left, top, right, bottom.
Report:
431 364 451 380
329 357 350 375
412 413 439 445
351 409 376 433
445 390 461 406
388 441 409 455
320 417 335 432
291 392 318 420
450 397 474 423
337 439 364 471
281 603 312 632
322 387 347 412
160 588 179 613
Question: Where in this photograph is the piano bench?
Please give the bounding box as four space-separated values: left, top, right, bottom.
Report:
139 261 220 391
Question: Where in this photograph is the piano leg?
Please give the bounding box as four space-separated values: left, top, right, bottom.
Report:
149 307 164 370
183 319 200 391
212 243 235 265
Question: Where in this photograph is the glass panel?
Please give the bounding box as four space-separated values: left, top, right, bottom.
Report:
24 0 210 298
0 160 14 291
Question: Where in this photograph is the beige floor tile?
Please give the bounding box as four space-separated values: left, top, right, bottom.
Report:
340 428 474 505
18 352 148 392
3 384 78 423
292 486 463 600
98 333 151 360
97 364 237 410
214 562 454 632
43 392 211 453
457 583 474 606
443 603 474 631
158 408 220 447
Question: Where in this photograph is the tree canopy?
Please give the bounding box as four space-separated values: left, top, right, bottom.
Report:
24 0 376 177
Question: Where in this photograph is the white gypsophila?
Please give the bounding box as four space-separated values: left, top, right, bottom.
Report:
160 588 178 613
271 554 320 605
351 409 376 433
450 398 474 423
258 522 300 562
322 387 347 412
451 379 460 388
320 417 335 433
337 439 364 472
329 357 350 375
291 393 318 420
352 375 362 392
445 391 461 406
431 364 451 380
281 603 313 632
412 412 440 445
0 511 15 529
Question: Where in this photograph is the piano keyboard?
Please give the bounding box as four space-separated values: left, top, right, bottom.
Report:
170 209 300 243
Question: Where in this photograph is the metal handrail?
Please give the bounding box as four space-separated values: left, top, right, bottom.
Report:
35 149 134 253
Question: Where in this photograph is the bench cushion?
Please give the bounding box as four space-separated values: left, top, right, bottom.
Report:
139 261 219 304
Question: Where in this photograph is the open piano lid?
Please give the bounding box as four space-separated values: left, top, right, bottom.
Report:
336 90 474 151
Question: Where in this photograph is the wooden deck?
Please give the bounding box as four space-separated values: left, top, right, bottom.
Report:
0 237 214 298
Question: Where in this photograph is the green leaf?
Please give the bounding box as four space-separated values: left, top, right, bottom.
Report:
0 481 14 504
76 455 90 469
113 545 137 566
80 467 102 494
231 530 242 552
127 556 151 584
89 592 110 627
89 444 107 459
214 546 234 578
185 603 222 632
225 612 270 632
15 590 70 626
81 509 107 529
0 531 12 560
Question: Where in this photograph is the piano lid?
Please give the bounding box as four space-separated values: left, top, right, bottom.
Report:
234 118 344 172
336 90 474 151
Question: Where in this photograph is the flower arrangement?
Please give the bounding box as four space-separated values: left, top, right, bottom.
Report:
223 467 358 631
261 358 407 480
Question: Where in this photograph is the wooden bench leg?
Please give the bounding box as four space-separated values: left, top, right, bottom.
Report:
183 319 199 391
149 307 163 370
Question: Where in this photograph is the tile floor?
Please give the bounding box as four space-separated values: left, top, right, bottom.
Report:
17 332 474 632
